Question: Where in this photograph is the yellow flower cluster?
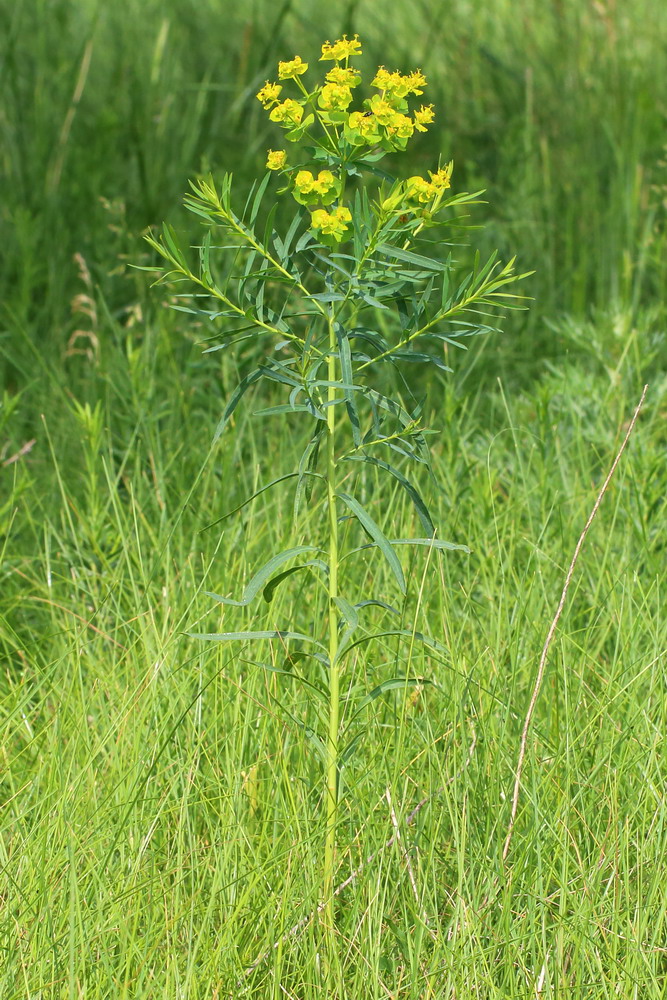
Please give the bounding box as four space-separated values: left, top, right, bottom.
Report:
319 35 362 61
318 83 354 111
414 105 435 132
266 149 287 171
278 56 308 80
256 81 282 108
311 206 352 241
344 64 432 150
325 66 361 87
268 99 304 126
406 163 453 203
257 36 450 243
372 67 427 98
295 169 337 197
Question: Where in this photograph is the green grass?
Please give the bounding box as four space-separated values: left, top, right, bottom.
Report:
2 0 667 995
2 311 666 996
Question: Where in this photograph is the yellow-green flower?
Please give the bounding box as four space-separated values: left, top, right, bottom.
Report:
278 56 308 80
368 95 397 125
256 81 282 108
266 149 287 171
311 206 352 241
269 99 305 126
406 175 436 203
312 170 336 195
371 66 396 91
429 163 453 192
387 112 414 139
320 34 362 61
406 70 427 95
371 67 427 99
347 111 379 138
295 169 337 197
318 83 354 111
414 104 435 132
325 66 361 87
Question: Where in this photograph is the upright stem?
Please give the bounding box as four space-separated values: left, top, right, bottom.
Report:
323 312 339 932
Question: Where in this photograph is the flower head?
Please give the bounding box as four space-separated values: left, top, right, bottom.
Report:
311 206 352 241
406 175 437 203
266 149 287 171
368 95 398 126
371 67 427 99
325 66 361 87
278 56 308 80
429 163 453 193
386 112 414 139
406 70 427 95
295 169 338 197
414 104 435 132
318 83 354 111
347 111 380 139
268 99 305 126
256 81 282 108
320 34 362 61
371 66 396 91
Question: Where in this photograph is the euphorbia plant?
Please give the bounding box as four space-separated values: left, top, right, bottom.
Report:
145 33 525 935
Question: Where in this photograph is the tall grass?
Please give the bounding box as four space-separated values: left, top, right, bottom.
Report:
2 314 666 994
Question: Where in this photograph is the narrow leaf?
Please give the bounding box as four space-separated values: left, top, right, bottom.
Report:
213 367 263 443
337 492 405 594
262 560 328 603
200 472 300 531
345 455 435 537
206 546 319 606
189 630 324 647
347 628 447 654
354 599 400 616
376 243 444 271
336 325 361 447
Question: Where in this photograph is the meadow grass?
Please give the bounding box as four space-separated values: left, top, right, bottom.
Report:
2 0 667 996
2 309 666 996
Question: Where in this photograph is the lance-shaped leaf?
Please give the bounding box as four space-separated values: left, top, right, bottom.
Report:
337 492 405 594
262 559 328 604
213 367 263 443
344 455 435 537
247 172 272 227
354 599 400 617
347 538 470 558
333 596 360 664
189 629 325 650
206 546 320 607
376 243 445 272
336 324 361 447
243 659 328 703
294 429 323 524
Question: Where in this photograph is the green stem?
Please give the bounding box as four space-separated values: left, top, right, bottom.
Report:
323 310 339 933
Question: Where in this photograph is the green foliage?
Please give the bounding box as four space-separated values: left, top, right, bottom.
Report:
1 318 666 995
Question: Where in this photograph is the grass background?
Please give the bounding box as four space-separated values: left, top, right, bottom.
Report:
2 0 667 996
